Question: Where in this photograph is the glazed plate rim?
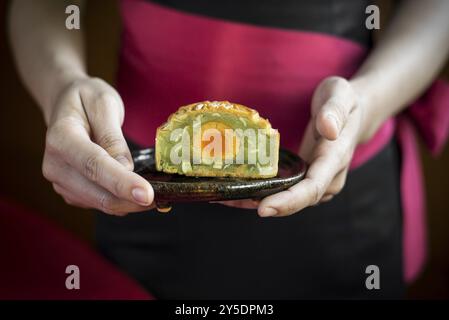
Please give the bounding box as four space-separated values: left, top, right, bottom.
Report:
132 147 307 203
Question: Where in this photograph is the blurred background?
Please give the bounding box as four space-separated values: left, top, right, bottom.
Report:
0 1 448 298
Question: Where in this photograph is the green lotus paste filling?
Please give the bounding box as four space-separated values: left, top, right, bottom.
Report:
157 112 278 177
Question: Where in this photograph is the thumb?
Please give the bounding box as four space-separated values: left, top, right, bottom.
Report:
315 96 354 141
95 127 134 171
84 91 134 171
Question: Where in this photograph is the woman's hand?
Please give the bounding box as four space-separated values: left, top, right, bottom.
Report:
257 76 368 217
42 77 154 215
219 76 373 217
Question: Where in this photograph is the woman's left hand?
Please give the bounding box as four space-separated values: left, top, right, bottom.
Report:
219 76 374 217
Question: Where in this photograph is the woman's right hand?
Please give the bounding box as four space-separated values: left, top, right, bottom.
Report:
42 77 154 215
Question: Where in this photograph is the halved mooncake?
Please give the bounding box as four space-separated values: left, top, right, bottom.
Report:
155 101 280 178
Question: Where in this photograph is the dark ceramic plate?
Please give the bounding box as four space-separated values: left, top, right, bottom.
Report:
132 148 307 208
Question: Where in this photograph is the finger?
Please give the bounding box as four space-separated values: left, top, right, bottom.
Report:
326 168 348 196
57 181 152 215
316 96 355 141
319 194 334 203
258 153 339 217
213 199 260 209
46 124 154 206
53 183 90 209
82 90 134 171
48 159 153 215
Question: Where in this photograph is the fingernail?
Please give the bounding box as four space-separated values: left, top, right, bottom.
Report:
132 187 150 205
260 207 277 217
326 113 339 132
116 155 133 169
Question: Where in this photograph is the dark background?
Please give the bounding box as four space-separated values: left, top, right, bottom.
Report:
0 1 448 298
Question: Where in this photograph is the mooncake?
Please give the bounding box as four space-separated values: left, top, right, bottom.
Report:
155 101 280 178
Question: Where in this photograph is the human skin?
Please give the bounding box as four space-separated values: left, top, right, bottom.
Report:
8 0 449 216
9 0 153 215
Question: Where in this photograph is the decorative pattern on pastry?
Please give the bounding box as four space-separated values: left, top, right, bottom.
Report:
155 101 280 178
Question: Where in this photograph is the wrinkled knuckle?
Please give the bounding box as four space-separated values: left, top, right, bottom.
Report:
98 132 122 148
99 193 116 215
311 182 325 205
98 132 124 153
46 120 78 152
100 195 128 216
84 154 104 182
